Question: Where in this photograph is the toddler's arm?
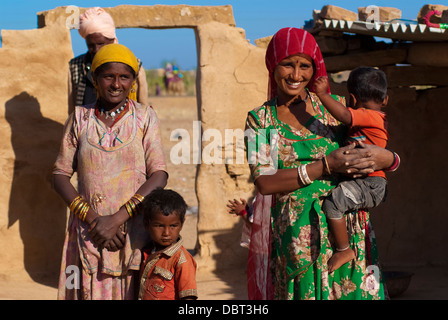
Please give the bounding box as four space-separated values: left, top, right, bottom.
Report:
227 198 247 216
314 76 352 126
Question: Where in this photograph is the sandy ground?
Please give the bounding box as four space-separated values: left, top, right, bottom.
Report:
1 96 447 300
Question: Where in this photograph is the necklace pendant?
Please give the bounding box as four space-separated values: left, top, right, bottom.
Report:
99 99 127 121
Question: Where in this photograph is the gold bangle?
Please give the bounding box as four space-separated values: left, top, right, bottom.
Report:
69 196 90 221
73 201 84 216
79 203 90 222
125 202 134 218
132 193 145 203
78 206 85 221
322 156 331 175
69 196 82 213
124 194 145 218
129 198 137 211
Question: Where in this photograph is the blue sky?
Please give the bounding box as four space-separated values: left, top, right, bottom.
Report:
1 1 425 70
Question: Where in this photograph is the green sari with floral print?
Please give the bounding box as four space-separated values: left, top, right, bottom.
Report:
245 91 386 300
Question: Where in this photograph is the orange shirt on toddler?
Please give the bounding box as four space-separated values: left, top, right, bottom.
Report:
348 107 388 179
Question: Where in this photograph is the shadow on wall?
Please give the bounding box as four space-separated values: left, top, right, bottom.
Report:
208 188 257 299
210 224 249 299
5 92 67 287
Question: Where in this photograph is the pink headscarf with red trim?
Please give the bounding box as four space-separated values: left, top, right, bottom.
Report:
265 27 329 99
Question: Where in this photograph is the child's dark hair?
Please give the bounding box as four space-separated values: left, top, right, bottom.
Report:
347 66 388 104
142 188 187 227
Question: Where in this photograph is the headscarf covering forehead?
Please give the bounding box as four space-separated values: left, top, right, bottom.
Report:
265 27 329 99
78 7 117 42
91 44 139 100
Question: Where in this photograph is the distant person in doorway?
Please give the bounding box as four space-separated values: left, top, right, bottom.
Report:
68 7 148 113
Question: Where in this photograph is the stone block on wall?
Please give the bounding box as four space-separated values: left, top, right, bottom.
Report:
387 87 417 107
38 5 236 29
407 42 448 67
315 35 347 55
417 4 448 24
324 48 407 73
319 5 358 21
254 36 272 49
442 10 448 23
382 65 448 87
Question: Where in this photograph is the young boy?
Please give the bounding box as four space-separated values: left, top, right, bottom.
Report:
138 188 198 300
314 67 389 273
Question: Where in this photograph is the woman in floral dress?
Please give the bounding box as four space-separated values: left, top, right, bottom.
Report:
245 28 399 300
53 44 168 299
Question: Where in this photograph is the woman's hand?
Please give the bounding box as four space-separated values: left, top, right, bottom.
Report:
89 214 123 248
103 229 126 252
327 143 374 178
355 142 394 171
327 142 394 178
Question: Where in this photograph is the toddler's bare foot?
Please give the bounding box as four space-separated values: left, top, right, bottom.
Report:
328 248 356 273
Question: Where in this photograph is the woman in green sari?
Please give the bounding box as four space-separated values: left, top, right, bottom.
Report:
245 28 399 300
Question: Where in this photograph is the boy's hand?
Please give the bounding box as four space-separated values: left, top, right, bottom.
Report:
314 76 329 96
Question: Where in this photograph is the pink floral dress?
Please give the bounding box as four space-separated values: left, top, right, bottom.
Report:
53 100 167 299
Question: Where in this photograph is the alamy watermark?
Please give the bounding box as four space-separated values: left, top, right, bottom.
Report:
65 265 80 290
65 5 80 30
169 121 278 173
364 5 381 30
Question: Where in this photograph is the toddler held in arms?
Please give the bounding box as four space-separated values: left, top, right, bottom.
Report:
314 67 390 273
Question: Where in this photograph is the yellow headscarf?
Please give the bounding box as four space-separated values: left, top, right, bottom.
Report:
91 43 139 101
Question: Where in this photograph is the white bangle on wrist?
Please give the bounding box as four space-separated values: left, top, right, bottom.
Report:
297 164 313 186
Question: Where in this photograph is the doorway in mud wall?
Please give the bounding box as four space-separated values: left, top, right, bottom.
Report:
70 27 199 254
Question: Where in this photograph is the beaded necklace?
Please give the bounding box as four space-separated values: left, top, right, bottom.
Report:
95 98 129 125
101 98 128 120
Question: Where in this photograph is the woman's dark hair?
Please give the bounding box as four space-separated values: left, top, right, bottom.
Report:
346 67 388 103
93 61 136 79
142 188 187 227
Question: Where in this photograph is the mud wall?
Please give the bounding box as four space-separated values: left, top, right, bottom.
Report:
0 5 266 282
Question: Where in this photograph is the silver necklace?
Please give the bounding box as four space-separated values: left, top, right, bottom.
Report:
100 99 128 120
